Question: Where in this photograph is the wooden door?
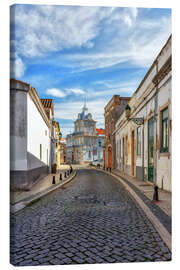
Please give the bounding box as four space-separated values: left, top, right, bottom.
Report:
108 146 112 169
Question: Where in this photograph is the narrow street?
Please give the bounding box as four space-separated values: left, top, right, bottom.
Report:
10 168 171 266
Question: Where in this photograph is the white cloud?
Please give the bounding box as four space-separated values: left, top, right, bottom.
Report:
60 14 171 72
46 88 66 98
10 53 26 78
46 87 86 98
11 5 143 60
11 5 115 58
11 5 171 76
68 88 85 95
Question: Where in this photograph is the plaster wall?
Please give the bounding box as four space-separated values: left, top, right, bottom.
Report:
27 94 50 170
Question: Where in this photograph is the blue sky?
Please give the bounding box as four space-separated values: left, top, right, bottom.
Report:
10 4 171 136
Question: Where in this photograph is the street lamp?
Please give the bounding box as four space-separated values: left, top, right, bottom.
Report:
125 104 145 182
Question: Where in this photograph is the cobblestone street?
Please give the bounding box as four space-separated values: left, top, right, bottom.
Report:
10 168 171 266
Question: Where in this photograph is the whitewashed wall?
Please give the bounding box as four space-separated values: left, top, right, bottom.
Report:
27 94 50 170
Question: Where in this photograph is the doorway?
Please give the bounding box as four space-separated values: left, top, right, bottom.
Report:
108 146 112 169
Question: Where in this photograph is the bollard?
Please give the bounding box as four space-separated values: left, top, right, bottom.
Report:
106 167 108 171
67 170 69 176
109 167 111 173
64 172 67 178
153 185 159 201
60 173 62 181
52 175 56 184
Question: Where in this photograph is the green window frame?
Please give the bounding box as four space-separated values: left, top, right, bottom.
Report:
137 127 141 156
160 107 168 153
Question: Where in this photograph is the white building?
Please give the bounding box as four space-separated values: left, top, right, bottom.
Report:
115 35 172 192
10 79 53 191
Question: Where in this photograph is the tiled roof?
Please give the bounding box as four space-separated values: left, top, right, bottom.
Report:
41 99 54 115
96 128 105 135
41 99 53 108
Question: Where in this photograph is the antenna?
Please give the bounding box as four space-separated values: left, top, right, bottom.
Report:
85 94 87 107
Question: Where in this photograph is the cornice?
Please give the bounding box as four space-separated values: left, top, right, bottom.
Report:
152 56 172 86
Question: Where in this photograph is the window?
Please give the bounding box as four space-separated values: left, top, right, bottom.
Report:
160 107 168 152
137 127 141 156
40 144 42 160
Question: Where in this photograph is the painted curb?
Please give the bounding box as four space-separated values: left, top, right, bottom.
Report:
91 166 171 251
10 170 77 214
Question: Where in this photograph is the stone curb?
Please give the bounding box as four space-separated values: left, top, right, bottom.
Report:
10 170 77 214
91 166 171 252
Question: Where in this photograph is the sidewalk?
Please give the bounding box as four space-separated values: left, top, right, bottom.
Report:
10 165 77 213
113 169 171 217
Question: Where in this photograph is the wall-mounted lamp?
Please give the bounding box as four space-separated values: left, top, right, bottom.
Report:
125 104 144 125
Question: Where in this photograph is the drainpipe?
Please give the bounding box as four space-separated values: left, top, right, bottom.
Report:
154 61 159 186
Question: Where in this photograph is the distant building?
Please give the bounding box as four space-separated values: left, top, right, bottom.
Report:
60 138 66 165
104 95 130 170
96 128 105 161
41 99 56 172
10 79 53 191
54 122 62 170
66 103 99 164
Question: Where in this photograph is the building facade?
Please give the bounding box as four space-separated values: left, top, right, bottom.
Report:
10 79 53 191
115 35 172 192
104 95 130 170
96 128 105 161
60 138 66 165
54 122 62 169
40 99 56 172
66 104 101 164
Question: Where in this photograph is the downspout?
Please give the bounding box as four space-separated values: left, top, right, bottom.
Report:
154 60 159 186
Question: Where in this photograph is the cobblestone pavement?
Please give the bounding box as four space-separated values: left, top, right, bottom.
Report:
10 169 171 266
